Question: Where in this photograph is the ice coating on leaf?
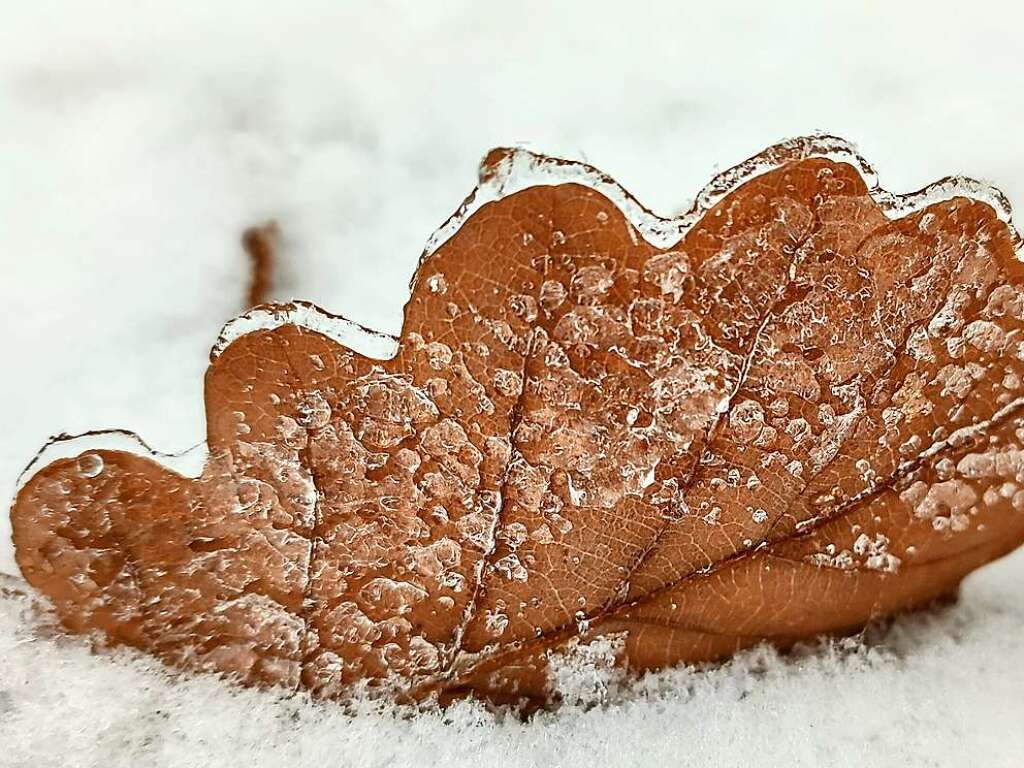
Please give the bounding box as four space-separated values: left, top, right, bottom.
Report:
14 431 208 495
10 135 1024 707
213 302 399 362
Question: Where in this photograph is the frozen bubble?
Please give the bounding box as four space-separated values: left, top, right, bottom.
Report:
426 273 448 294
935 457 955 481
571 265 614 302
574 610 590 633
236 480 261 509
359 578 427 616
539 280 567 312
493 368 523 398
425 341 453 370
530 523 555 544
297 391 332 429
494 553 529 582
508 294 539 323
643 250 691 303
407 636 441 671
77 453 104 478
485 610 509 637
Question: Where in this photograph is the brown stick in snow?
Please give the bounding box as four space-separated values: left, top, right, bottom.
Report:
242 220 279 308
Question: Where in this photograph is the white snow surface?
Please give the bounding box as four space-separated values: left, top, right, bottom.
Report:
1 561 1023 767
2 0 1024 765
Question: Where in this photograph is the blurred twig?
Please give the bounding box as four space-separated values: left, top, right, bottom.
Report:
242 220 279 308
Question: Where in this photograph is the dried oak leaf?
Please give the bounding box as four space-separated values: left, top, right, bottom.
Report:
12 135 1024 707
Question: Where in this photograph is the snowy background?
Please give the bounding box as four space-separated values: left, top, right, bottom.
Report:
2 1 1023 765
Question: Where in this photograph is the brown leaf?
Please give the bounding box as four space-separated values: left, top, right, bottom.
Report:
11 135 1024 707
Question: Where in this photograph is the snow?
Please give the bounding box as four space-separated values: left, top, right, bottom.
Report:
1 0 1023 764
2 561 1023 766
